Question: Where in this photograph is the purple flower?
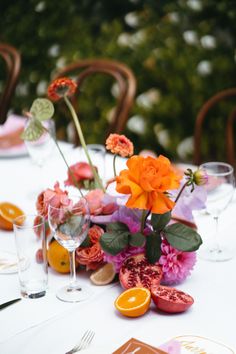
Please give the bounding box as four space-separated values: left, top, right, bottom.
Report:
159 239 196 285
173 182 207 221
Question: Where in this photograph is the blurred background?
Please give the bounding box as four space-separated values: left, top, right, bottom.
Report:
0 0 236 162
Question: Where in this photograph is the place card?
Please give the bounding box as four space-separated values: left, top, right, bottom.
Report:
112 338 167 354
174 335 235 354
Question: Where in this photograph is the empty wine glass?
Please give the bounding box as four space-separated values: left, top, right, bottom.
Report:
48 196 91 302
24 119 56 193
199 162 235 261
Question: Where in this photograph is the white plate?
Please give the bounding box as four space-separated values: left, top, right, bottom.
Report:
0 251 28 274
0 144 28 158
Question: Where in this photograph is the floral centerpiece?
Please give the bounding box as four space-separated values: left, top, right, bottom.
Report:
22 77 207 301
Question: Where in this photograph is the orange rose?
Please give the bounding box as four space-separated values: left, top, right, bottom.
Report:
116 155 181 214
76 243 104 270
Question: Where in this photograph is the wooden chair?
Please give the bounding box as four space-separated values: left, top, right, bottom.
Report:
193 88 236 167
0 43 21 124
54 58 136 144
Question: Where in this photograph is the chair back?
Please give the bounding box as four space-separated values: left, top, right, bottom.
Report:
0 43 21 124
193 88 236 167
54 58 136 144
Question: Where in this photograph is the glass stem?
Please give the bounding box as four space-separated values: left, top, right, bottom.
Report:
213 216 220 253
69 250 79 288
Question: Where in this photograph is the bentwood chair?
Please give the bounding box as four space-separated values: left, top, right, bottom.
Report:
193 88 236 168
54 58 137 144
0 43 21 124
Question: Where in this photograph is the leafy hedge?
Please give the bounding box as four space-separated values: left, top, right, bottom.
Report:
1 0 236 161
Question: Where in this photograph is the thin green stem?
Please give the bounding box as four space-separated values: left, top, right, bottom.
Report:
113 154 118 177
64 96 105 192
140 209 147 234
175 181 188 203
43 126 83 196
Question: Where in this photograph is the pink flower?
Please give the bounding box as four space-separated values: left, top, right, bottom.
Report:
64 162 95 188
85 189 118 216
159 239 197 285
36 182 71 218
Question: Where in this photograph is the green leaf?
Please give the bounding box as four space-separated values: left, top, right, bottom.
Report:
165 223 202 251
146 231 162 264
30 98 54 121
100 231 129 255
129 232 146 247
151 211 171 231
106 222 129 233
21 119 44 141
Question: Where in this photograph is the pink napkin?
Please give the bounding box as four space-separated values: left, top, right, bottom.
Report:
0 114 26 152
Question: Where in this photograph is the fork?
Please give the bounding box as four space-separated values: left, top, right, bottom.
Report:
65 330 95 354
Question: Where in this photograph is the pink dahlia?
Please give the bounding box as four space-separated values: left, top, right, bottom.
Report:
159 239 196 285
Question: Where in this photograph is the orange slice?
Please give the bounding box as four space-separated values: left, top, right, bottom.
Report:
90 263 116 285
114 287 151 317
0 202 24 231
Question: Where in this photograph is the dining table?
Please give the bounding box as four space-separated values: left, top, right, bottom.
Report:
0 142 236 354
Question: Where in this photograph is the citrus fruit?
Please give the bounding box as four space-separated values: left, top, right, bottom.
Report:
90 263 116 285
114 287 151 317
0 202 24 231
47 240 71 274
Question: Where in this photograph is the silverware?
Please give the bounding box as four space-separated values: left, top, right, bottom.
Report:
0 298 21 310
65 330 95 354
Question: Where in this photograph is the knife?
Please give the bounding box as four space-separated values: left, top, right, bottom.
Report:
0 298 21 310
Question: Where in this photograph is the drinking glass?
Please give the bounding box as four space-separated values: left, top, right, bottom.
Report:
24 119 56 192
48 196 91 302
199 162 235 261
13 214 48 298
24 119 56 167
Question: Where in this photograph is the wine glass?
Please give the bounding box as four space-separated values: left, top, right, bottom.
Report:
48 196 91 302
24 119 56 193
199 162 235 261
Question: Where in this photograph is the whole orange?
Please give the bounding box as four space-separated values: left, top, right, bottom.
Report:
47 240 71 274
0 202 24 231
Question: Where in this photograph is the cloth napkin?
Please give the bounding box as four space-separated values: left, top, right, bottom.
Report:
0 114 26 150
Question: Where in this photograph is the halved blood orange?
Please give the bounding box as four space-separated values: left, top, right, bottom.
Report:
114 287 151 317
0 202 24 231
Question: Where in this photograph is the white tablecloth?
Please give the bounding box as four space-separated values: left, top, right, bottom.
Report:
0 144 236 353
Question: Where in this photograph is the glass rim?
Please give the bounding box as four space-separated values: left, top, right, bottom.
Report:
48 197 88 211
199 162 234 176
13 214 45 229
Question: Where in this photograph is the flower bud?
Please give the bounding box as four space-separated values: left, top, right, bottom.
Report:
193 169 208 186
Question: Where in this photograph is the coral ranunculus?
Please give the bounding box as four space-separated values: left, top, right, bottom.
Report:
64 162 95 187
116 155 181 214
47 77 77 102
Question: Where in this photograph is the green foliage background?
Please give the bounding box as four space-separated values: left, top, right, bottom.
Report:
0 0 236 161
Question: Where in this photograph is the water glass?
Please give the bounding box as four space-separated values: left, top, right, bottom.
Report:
13 214 48 298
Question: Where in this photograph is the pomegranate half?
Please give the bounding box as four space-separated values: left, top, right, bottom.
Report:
151 285 194 313
119 253 162 290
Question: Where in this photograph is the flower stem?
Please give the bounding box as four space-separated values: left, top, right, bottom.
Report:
175 181 188 203
64 95 105 192
51 134 83 197
113 154 118 177
140 209 147 234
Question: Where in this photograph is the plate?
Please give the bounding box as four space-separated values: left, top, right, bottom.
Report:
0 144 28 158
0 251 29 274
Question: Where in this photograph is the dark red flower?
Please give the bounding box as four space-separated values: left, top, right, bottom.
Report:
47 77 77 101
